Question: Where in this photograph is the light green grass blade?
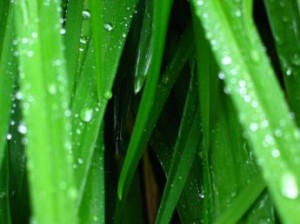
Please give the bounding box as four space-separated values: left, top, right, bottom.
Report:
263 0 300 125
0 3 14 166
14 1 77 223
155 75 201 223
134 0 153 93
118 0 174 200
192 1 300 223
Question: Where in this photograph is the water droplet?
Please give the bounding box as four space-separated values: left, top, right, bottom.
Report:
68 186 78 200
221 56 232 65
104 91 112 100
15 91 23 100
281 172 299 199
6 133 12 140
48 84 57 95
286 68 292 76
82 10 91 19
18 123 27 134
271 148 280 158
291 54 300 66
249 122 258 132
104 23 113 32
196 0 204 6
77 158 84 164
218 72 226 80
80 108 93 122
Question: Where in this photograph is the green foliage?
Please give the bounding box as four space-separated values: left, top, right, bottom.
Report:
1 0 300 223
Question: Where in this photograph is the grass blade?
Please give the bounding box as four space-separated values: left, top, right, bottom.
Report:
192 1 300 223
0 150 11 224
14 1 77 223
263 0 300 125
155 75 201 223
117 0 175 200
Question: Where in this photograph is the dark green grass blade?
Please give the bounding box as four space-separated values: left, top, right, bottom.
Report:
155 75 201 223
134 0 153 93
79 130 105 224
0 4 14 166
71 0 138 209
90 0 103 99
117 0 179 199
64 0 84 94
0 150 11 224
192 1 300 223
150 110 202 223
263 0 300 125
14 1 77 223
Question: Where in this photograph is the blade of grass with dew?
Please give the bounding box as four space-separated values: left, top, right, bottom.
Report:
64 0 84 94
134 0 153 93
150 110 202 223
0 150 11 224
0 3 14 166
90 0 103 99
155 73 201 223
117 0 177 200
263 0 300 125
79 129 105 223
71 0 138 209
192 0 300 222
14 1 77 223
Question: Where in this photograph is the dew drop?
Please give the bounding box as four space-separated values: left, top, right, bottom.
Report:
80 108 93 122
18 123 27 134
221 56 232 65
271 148 280 158
196 0 204 6
6 133 12 140
249 122 258 132
104 23 114 32
82 10 91 19
281 172 299 199
291 54 300 66
104 91 112 100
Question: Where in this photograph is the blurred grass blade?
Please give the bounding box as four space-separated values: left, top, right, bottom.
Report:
134 0 153 93
118 0 174 200
90 0 103 99
14 1 77 223
79 130 105 223
0 3 14 165
263 0 300 125
192 1 300 223
64 0 84 94
156 75 201 223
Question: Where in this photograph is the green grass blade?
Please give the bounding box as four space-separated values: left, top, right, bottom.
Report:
263 0 300 125
155 75 201 223
117 0 175 200
192 1 300 223
134 0 153 93
0 4 14 166
79 130 105 223
71 0 138 209
0 150 11 224
64 0 84 94
14 1 77 223
90 0 103 99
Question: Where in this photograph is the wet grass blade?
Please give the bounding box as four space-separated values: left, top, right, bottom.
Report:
64 0 84 94
14 1 77 223
0 4 14 165
0 150 11 224
134 0 153 93
117 0 176 200
192 1 300 223
263 0 300 125
155 75 201 223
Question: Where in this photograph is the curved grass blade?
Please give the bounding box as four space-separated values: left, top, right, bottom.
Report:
117 0 175 200
155 75 201 223
14 1 77 223
0 3 14 166
263 0 300 125
192 1 300 223
134 0 153 93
